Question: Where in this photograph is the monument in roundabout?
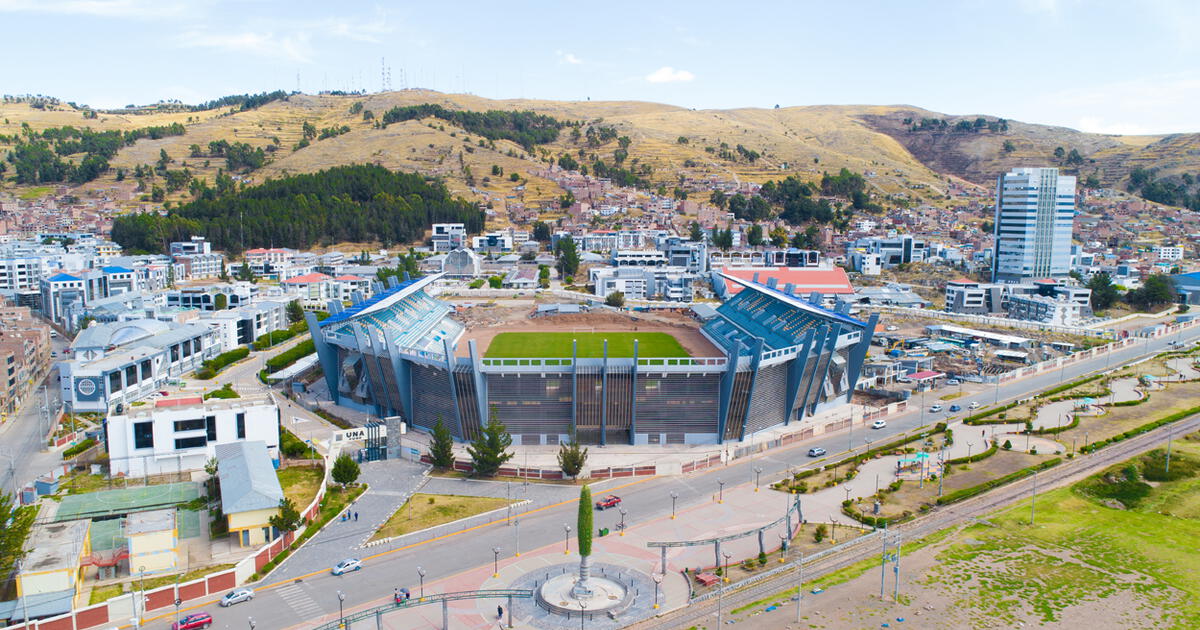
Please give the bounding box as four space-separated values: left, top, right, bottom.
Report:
534 485 637 618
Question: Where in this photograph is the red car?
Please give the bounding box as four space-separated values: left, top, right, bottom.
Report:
595 495 621 510
173 613 213 630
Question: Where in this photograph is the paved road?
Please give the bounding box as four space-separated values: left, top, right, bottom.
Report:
132 326 1200 630
0 336 68 497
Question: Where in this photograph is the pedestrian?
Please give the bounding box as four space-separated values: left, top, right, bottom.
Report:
497 605 503 619
354 511 359 521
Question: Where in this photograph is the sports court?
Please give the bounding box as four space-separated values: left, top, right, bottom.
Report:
54 482 201 522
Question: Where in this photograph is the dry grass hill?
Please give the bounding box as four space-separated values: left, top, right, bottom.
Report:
2 91 1197 211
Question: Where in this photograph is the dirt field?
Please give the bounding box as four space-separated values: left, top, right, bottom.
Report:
453 307 721 358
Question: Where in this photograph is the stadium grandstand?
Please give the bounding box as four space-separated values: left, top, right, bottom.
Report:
307 272 876 447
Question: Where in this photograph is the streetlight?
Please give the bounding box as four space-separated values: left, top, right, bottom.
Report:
249 617 256 630
564 525 572 555
513 517 521 556
717 478 725 504
670 491 678 519
493 547 501 578
337 590 345 629
579 598 588 630
651 572 663 609
778 533 788 563
722 551 732 583
618 508 627 536
754 466 763 492
416 567 426 600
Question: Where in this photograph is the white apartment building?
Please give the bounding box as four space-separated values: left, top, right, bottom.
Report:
0 256 46 292
992 167 1076 283
1153 246 1185 262
105 395 280 477
431 223 467 252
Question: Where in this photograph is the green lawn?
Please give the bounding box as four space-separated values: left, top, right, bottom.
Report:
484 332 689 358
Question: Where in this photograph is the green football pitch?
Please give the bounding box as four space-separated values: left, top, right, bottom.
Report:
484 332 690 358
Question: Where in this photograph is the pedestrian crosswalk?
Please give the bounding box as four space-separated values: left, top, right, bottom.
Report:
276 583 324 620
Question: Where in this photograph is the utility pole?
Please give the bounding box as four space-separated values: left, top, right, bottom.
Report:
892 534 902 602
879 522 888 598
1030 469 1038 525
1165 423 1173 475
794 552 804 624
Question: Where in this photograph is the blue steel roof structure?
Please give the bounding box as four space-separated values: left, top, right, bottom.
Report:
320 275 429 327
705 273 867 355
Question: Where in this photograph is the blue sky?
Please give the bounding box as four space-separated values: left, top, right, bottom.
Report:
1 0 1197 134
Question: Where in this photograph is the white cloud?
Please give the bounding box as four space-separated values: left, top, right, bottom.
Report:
555 50 583 65
324 17 394 44
0 0 188 18
645 66 694 83
178 30 313 64
1041 74 1200 134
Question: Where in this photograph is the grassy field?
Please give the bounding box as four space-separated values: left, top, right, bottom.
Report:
484 331 689 358
277 465 323 509
369 493 513 542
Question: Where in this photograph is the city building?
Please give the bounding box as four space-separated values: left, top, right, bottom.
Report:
431 223 467 252
590 266 694 301
215 440 284 547
1153 245 1185 262
169 236 212 256
14 520 91 607
166 284 258 311
60 320 222 413
125 509 179 574
440 248 482 278
945 279 1008 315
105 394 280 477
992 167 1076 283
846 236 927 269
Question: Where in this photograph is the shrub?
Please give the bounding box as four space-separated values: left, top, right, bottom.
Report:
813 524 828 542
945 442 998 466
198 347 250 377
204 383 239 400
266 339 316 372
1002 439 1012 450
280 428 310 458
63 438 96 459
963 403 1017 425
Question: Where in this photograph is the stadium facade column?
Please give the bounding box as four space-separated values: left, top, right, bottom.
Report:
305 312 340 404
628 339 638 446
809 323 844 416
467 340 489 429
796 325 832 422
570 339 578 437
844 314 878 403
784 329 819 425
383 334 413 423
350 323 388 417
737 337 767 441
716 339 742 443
600 339 608 447
441 337 465 436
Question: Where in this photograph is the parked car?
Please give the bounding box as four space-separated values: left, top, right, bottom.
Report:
949 404 962 412
871 420 887 429
172 613 212 630
968 402 981 410
595 495 622 510
946 379 961 386
332 558 362 576
807 447 827 457
885 325 899 332
896 376 912 384
930 404 944 413
219 588 254 607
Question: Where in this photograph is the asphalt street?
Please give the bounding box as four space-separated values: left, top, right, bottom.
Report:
131 325 1200 630
0 335 68 497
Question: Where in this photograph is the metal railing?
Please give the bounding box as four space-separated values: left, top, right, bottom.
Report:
309 589 532 630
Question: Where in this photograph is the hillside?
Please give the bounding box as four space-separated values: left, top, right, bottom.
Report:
2 91 1198 212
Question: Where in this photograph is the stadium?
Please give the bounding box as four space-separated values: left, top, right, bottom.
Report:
306 272 876 446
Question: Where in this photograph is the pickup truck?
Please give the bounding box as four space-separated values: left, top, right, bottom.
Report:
595 495 622 510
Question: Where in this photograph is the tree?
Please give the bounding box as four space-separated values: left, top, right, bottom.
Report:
575 484 594 594
332 453 361 487
1002 140 1016 153
429 416 455 470
532 221 552 243
488 275 503 289
555 235 580 278
605 291 625 308
709 190 727 210
1086 272 1120 311
213 293 228 310
467 409 514 477
689 221 703 242
557 434 588 480
268 497 303 533
286 300 305 324
1126 274 1176 311
769 227 789 247
746 224 764 247
1053 146 1065 160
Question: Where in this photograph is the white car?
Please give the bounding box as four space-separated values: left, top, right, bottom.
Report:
946 378 961 386
896 376 912 384
885 325 899 332
968 402 980 410
220 588 254 607
930 404 944 413
871 420 887 429
331 558 362 576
